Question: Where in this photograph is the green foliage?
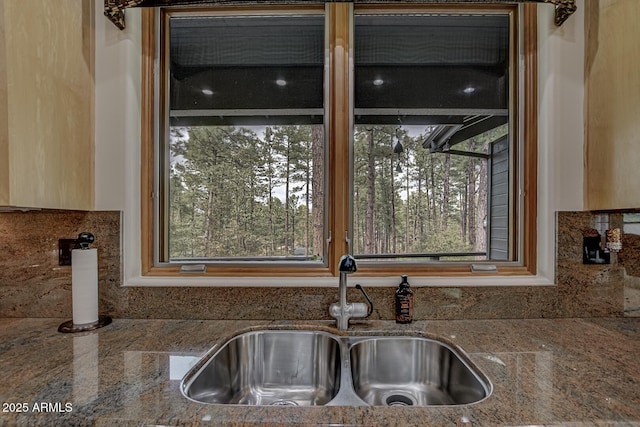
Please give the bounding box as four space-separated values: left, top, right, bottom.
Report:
168 123 502 261
169 125 318 259
351 125 495 258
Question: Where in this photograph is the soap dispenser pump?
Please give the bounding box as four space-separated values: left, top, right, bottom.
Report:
395 275 414 324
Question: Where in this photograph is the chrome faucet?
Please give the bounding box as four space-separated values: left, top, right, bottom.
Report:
329 254 373 330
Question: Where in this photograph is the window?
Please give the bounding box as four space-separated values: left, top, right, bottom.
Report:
352 10 512 265
161 9 327 267
141 3 537 277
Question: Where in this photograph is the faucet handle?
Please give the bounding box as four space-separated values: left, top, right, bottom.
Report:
338 254 357 273
355 284 373 318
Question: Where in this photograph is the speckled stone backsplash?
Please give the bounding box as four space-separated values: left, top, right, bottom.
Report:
0 210 638 320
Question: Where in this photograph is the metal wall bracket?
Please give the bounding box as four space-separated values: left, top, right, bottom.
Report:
104 0 577 31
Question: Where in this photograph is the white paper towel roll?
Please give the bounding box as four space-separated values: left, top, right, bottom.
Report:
72 248 99 326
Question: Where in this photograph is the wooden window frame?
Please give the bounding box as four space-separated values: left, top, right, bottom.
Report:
140 3 537 278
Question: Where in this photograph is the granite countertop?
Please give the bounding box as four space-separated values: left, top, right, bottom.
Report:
0 317 639 426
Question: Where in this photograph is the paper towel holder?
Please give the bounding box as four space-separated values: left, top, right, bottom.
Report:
58 316 112 333
58 232 112 333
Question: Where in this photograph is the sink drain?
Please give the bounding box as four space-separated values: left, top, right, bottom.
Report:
384 393 416 407
270 400 299 406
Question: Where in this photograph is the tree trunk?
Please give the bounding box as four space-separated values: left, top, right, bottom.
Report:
284 136 291 255
365 129 376 254
416 171 422 246
475 141 489 255
312 126 324 259
268 174 275 254
461 180 468 242
390 157 397 253
468 139 477 247
442 152 451 232
204 186 215 256
305 156 310 257
405 155 410 253
429 157 437 233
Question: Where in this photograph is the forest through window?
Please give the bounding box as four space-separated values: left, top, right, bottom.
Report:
169 124 325 261
168 123 506 262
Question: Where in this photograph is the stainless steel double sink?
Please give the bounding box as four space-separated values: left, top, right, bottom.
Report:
181 330 491 407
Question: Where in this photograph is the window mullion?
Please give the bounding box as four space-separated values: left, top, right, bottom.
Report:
328 3 353 276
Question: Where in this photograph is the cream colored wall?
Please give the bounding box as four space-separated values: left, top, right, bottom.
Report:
537 1 585 281
538 2 585 212
0 0 94 209
585 0 640 210
94 3 141 212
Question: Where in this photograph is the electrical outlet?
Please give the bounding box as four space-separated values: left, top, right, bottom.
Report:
58 239 77 266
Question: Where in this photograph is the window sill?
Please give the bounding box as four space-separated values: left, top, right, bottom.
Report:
122 273 555 288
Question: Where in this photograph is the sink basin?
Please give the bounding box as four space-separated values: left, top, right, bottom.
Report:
182 330 491 407
349 337 490 406
182 330 341 406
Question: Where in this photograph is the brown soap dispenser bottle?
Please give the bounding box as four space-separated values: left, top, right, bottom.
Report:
395 275 414 324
